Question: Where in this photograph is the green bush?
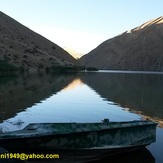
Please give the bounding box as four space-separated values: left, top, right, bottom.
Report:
0 60 18 72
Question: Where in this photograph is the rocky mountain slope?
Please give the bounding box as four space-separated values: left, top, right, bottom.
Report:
0 11 77 72
80 16 163 71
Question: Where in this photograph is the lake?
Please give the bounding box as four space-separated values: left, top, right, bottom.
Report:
0 71 163 163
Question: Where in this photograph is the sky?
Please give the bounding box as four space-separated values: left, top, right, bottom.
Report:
0 0 163 55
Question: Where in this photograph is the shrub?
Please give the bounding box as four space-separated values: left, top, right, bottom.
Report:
0 60 18 72
23 55 28 58
9 45 13 48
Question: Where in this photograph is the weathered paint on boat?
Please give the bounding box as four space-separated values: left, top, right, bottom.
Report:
0 120 157 151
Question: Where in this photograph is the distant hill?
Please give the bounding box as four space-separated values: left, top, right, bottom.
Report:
0 11 78 72
63 47 83 59
80 16 163 71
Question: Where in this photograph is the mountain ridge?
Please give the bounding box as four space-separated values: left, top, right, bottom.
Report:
80 16 163 71
0 11 77 72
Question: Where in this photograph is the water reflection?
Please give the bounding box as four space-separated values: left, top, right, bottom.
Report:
0 73 77 123
1 72 163 129
0 73 141 132
62 78 83 92
0 72 162 162
80 72 163 127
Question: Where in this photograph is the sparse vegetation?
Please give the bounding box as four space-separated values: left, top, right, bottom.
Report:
13 54 19 59
0 11 77 73
0 60 18 72
19 66 25 72
86 67 98 71
38 63 44 72
24 48 39 54
48 65 85 73
23 55 28 58
45 66 50 73
4 54 10 61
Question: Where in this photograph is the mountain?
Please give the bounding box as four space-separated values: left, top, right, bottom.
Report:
0 11 77 72
63 47 83 59
80 16 163 71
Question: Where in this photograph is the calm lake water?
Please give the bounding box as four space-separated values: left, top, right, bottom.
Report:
0 71 163 163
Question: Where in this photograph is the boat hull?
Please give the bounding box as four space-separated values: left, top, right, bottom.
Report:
0 121 157 151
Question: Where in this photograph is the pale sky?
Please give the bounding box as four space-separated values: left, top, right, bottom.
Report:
1 0 163 55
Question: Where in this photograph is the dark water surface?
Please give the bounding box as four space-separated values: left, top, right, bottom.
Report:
0 71 163 163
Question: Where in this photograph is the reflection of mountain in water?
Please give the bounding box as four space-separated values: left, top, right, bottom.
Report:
0 73 77 122
80 72 163 126
62 78 83 92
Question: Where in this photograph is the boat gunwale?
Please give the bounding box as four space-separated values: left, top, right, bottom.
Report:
0 121 157 140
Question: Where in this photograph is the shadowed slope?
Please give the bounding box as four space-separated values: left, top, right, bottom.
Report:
80 16 163 71
0 11 78 72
